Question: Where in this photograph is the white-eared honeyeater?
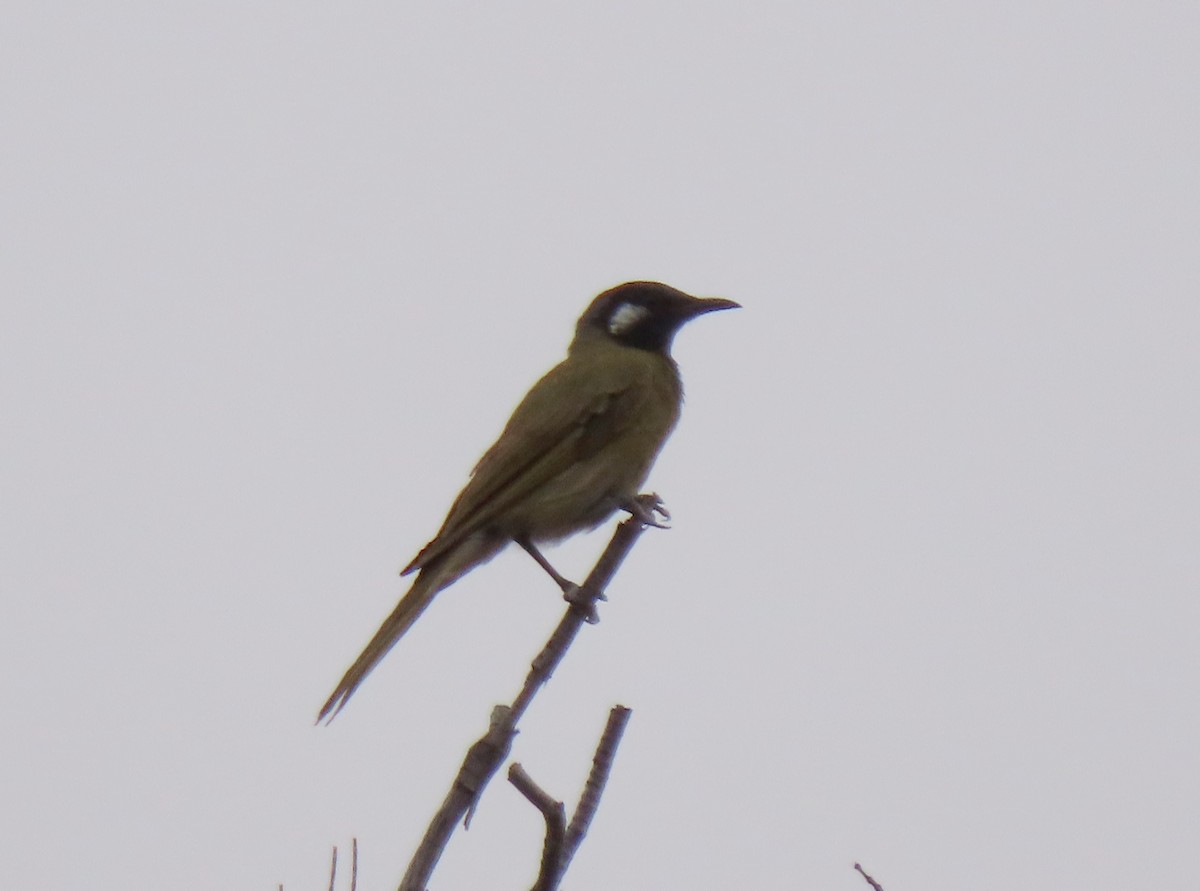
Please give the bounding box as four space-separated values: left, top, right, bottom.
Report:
318 281 738 722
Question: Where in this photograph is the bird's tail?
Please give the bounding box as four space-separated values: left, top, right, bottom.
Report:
316 532 503 723
316 572 439 723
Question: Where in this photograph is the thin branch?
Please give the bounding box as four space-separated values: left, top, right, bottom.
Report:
509 705 634 890
854 862 884 891
350 839 358 891
508 764 567 891
511 508 653 721
397 504 655 891
327 845 337 891
400 704 515 889
563 705 631 869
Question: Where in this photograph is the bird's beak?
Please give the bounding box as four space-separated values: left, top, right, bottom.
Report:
686 296 741 317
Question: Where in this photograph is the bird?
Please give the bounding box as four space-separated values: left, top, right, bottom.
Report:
317 281 739 722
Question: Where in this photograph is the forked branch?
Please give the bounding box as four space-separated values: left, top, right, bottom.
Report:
397 505 655 891
510 704 633 891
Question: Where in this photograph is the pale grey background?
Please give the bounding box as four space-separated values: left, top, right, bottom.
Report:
3 3 1198 889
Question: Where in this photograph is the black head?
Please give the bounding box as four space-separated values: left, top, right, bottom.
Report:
574 281 740 354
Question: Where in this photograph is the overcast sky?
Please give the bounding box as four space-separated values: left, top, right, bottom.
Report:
3 3 1198 890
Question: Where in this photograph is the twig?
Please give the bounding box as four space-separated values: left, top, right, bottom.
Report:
327 845 337 891
400 705 515 888
563 705 631 868
509 705 634 890
854 861 884 891
350 838 358 891
508 764 567 891
511 509 652 721
397 506 654 891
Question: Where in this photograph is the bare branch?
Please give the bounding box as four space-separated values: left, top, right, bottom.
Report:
512 510 651 721
400 705 515 890
508 705 634 890
563 705 631 869
397 507 654 891
508 763 567 891
327 845 337 891
350 838 358 891
854 862 884 891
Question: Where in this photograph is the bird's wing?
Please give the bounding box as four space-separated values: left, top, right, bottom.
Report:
401 356 647 575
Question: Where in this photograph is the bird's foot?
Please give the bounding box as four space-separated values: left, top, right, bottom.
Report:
622 492 671 529
548 571 582 596
563 583 606 624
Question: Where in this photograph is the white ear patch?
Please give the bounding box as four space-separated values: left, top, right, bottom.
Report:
608 302 650 336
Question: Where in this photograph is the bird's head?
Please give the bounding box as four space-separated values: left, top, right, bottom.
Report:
573 281 740 355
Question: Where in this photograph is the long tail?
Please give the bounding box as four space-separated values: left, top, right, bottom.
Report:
316 532 504 723
316 572 440 723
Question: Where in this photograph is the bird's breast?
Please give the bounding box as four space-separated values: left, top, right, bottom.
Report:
502 355 681 541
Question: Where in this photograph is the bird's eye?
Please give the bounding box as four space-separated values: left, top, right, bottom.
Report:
608 302 650 336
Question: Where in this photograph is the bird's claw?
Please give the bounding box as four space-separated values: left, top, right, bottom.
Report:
623 492 671 529
563 584 604 624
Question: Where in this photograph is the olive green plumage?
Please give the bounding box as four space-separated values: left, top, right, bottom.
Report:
318 282 738 722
